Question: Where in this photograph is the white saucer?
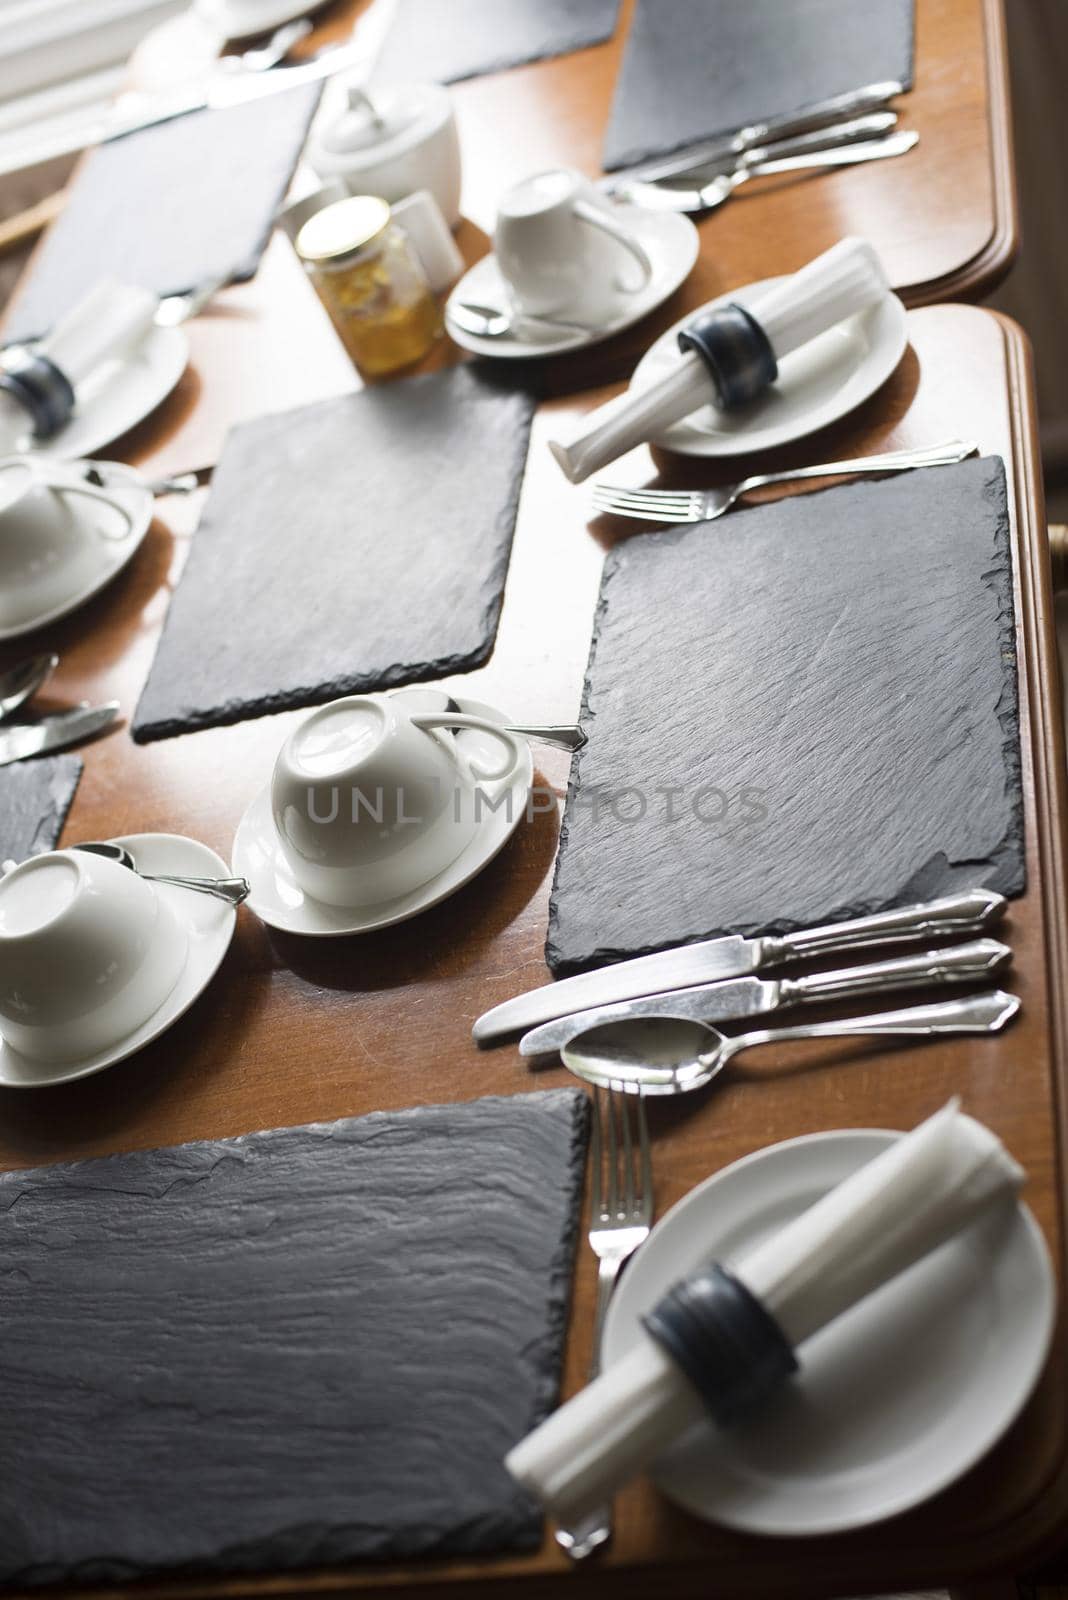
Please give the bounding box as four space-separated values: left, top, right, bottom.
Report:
445 207 699 361
232 692 535 936
603 1128 1054 1537
0 834 237 1090
0 463 155 643
628 276 908 457
194 0 335 40
16 325 189 463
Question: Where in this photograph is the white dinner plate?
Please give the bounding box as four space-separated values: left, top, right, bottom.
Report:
445 206 699 361
628 276 908 457
19 325 189 463
232 691 535 936
0 463 154 642
602 1127 1054 1537
0 835 237 1090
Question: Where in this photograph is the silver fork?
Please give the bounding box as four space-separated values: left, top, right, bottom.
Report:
592 440 978 525
555 1085 653 1562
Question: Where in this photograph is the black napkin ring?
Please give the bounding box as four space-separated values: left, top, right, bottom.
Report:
642 1262 798 1426
677 304 778 411
0 346 75 440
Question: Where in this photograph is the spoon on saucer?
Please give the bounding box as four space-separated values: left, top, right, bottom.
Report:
0 653 57 720
560 992 1020 1096
449 301 597 341
73 842 250 905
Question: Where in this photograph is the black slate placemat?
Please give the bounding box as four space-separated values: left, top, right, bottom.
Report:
0 1088 588 1586
547 457 1024 974
3 86 321 344
374 0 621 86
602 0 914 172
0 755 81 863
131 365 535 742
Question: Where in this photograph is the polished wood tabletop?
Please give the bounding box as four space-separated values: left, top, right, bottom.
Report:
3 2 1065 1598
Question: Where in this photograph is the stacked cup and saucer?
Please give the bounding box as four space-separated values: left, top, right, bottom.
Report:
0 836 237 1088
445 166 699 359
232 687 534 936
0 455 155 641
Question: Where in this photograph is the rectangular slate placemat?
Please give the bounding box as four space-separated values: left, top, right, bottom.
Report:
132 365 536 742
3 85 321 343
547 457 1024 974
602 0 914 172
0 1088 588 1586
374 0 621 86
0 755 81 863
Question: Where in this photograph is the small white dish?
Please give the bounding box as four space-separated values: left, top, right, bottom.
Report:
603 1128 1055 1537
0 462 154 643
16 325 188 464
445 207 699 361
629 274 908 457
194 0 334 41
0 834 237 1090
233 691 535 936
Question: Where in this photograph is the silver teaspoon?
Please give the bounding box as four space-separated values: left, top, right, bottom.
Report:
74 842 249 906
560 991 1020 1095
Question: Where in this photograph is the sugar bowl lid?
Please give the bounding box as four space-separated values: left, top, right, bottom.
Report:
321 85 414 156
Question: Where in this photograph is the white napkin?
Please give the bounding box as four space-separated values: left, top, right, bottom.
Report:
39 279 159 390
549 236 891 484
506 1102 1023 1526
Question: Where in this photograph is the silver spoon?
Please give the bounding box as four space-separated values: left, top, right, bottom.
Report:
560 991 1019 1095
0 653 57 720
221 18 312 72
74 842 249 906
441 695 586 752
449 301 597 341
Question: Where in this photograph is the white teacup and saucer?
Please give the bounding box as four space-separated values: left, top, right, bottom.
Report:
0 455 155 641
232 687 534 936
445 166 699 360
0 834 237 1088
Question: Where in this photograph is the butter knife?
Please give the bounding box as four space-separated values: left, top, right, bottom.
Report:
518 939 1012 1057
473 889 1006 1043
0 702 120 766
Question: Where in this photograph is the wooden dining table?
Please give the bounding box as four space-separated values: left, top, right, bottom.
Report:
3 0 1067 1597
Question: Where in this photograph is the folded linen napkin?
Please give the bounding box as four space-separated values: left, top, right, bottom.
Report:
506 1101 1023 1525
549 236 891 483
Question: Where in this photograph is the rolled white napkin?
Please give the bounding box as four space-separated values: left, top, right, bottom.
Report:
549 236 891 484
506 1102 1023 1526
39 279 159 390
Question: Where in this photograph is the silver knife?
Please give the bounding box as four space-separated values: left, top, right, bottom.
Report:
518 939 1012 1057
600 79 905 192
472 888 1006 1043
0 702 120 766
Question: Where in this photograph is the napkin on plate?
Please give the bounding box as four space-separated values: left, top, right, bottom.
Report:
506 1101 1024 1525
549 237 891 483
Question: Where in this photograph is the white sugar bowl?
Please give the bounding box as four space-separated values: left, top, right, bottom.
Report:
309 81 462 229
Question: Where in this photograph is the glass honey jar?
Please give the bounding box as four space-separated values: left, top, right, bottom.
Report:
296 195 442 379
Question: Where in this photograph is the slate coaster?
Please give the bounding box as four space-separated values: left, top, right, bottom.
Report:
602 0 914 172
0 755 81 863
3 86 321 344
547 457 1024 975
374 0 621 86
0 1088 588 1586
131 365 536 742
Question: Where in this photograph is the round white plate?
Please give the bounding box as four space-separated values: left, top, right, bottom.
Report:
232 692 535 936
445 207 699 361
19 325 189 463
0 834 237 1089
603 1127 1054 1537
628 276 908 457
0 463 154 643
194 0 335 40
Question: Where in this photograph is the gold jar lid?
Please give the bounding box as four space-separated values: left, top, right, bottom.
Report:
295 195 392 266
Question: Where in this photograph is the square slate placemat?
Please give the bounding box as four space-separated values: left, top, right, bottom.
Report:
547 456 1024 974
0 1088 589 1586
602 0 914 172
131 365 536 742
4 86 321 343
374 0 621 86
0 755 81 863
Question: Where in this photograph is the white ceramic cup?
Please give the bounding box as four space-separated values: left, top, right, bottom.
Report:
0 850 188 1062
310 81 463 229
494 167 653 320
0 455 133 631
270 694 522 908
